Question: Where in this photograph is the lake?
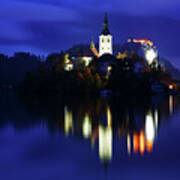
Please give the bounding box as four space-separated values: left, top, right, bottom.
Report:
0 90 180 180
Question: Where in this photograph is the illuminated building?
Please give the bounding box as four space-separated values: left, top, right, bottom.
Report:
64 54 74 71
133 38 153 46
99 13 113 56
67 13 160 73
126 37 158 66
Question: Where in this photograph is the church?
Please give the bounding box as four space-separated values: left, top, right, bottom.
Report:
64 13 158 72
64 13 114 71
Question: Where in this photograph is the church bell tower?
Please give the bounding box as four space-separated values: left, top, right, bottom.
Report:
99 13 113 56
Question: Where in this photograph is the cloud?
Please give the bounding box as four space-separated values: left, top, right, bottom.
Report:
0 21 33 40
0 1 80 22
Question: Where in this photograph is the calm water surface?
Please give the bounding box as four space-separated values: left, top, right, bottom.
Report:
0 91 180 180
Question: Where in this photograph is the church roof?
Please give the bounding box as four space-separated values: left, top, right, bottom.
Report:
101 13 111 35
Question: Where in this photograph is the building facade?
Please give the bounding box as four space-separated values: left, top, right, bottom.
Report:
99 13 113 56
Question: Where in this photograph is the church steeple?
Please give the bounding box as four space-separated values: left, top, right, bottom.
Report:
99 13 113 56
101 13 110 35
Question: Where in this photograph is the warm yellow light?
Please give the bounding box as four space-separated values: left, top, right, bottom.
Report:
139 130 145 155
107 66 112 73
82 114 92 139
107 106 112 127
64 107 73 136
169 84 173 90
133 132 139 154
147 140 153 152
99 125 113 162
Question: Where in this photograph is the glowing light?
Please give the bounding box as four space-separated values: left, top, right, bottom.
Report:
147 141 153 152
139 130 146 155
169 84 173 90
64 107 73 136
133 39 153 46
107 106 112 127
64 63 73 71
145 112 155 143
99 125 113 162
64 54 74 71
82 57 93 66
107 66 112 73
133 132 139 154
145 49 157 65
82 114 92 139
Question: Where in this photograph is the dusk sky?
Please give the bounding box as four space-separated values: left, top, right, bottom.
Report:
0 0 180 66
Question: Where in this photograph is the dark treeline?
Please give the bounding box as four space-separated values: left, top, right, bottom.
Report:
0 52 40 86
0 51 179 96
18 51 179 96
20 52 103 95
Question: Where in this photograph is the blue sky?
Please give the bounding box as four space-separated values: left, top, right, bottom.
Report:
0 0 180 66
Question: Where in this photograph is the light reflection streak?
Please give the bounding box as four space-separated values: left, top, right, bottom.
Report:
139 130 145 155
145 111 155 142
155 109 158 131
127 133 131 155
98 106 113 162
133 132 139 154
169 95 173 115
82 114 92 139
64 106 73 136
61 95 176 164
145 111 155 152
99 125 112 162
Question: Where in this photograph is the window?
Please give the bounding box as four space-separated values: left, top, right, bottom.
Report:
107 38 110 43
102 39 104 43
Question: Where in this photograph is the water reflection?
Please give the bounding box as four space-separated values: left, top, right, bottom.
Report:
1 92 180 168
82 114 92 139
169 95 173 114
61 95 180 165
